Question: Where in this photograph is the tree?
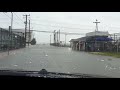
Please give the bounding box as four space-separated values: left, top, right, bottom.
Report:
31 38 36 45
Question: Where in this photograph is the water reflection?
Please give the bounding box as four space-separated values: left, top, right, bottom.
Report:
105 63 119 71
97 58 112 62
68 48 72 51
101 59 105 62
13 64 18 67
97 59 105 62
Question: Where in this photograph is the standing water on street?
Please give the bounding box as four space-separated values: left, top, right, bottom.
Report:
0 12 120 78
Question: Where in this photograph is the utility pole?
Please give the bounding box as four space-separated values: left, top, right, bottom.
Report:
114 34 115 44
59 30 60 46
116 34 119 52
28 19 30 46
93 19 100 31
23 14 30 47
65 33 67 46
50 35 51 45
59 30 60 43
11 12 13 49
8 26 11 55
4 12 13 49
53 30 56 44
57 31 58 43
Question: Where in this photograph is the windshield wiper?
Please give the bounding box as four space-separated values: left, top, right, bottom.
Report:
0 69 111 78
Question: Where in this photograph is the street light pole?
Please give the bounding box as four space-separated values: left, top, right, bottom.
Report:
50 35 51 45
65 33 67 46
11 12 13 49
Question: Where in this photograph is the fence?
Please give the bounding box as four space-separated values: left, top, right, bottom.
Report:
109 33 120 52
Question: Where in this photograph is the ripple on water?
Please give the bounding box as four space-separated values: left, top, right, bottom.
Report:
97 59 105 62
101 59 105 62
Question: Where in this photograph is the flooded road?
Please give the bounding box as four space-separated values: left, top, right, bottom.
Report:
0 44 120 78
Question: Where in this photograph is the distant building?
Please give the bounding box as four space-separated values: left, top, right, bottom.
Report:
12 29 33 44
86 31 109 37
70 31 113 52
0 28 26 50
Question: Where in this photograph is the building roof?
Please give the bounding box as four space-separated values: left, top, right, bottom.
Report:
69 39 78 42
69 37 87 42
12 29 32 33
70 31 110 42
2 28 32 33
0 28 32 37
78 37 87 41
86 31 109 37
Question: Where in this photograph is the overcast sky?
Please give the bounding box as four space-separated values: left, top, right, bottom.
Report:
0 12 120 44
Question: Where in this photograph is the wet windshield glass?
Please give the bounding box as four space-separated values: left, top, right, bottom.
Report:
0 12 120 78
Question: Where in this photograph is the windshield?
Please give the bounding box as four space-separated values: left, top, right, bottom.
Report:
0 12 120 78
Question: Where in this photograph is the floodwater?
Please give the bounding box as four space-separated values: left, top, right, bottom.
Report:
0 44 120 78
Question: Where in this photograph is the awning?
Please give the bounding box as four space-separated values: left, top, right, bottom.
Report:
95 37 113 41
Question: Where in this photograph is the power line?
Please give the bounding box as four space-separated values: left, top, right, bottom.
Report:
2 12 24 27
3 12 11 19
31 23 95 30
13 12 24 23
30 29 85 35
13 29 85 35
31 18 94 27
29 22 120 32
31 18 120 29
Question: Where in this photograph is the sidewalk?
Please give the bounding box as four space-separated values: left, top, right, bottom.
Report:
89 52 120 58
0 45 34 59
0 48 25 59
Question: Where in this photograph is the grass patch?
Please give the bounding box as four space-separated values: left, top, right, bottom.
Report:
90 52 120 58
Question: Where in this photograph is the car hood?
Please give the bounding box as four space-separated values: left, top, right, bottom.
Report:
0 69 111 78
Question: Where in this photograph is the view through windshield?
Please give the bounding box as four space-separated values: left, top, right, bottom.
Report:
0 12 120 78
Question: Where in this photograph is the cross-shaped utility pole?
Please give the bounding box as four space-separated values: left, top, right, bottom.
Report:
93 19 100 31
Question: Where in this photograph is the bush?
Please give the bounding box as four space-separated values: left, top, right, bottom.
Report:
31 38 36 45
